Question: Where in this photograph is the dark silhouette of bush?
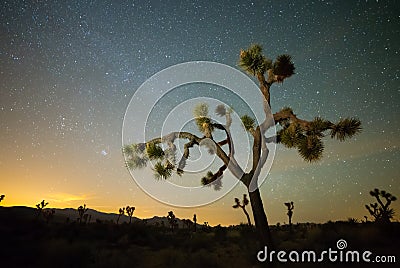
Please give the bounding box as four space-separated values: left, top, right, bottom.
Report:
0 194 5 203
43 209 55 224
182 219 193 230
365 188 397 223
347 217 359 224
214 224 228 242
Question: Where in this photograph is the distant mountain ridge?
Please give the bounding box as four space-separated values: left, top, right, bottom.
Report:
0 206 200 228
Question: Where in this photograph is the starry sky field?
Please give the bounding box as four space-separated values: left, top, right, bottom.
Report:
1 0 399 226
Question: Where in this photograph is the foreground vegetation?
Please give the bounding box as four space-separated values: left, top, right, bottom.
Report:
1 206 398 268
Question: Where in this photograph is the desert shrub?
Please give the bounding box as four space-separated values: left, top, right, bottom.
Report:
214 224 228 242
151 247 185 267
40 238 93 268
189 248 220 268
91 245 146 268
187 233 212 251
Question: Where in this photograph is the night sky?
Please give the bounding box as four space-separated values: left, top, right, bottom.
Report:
1 0 399 226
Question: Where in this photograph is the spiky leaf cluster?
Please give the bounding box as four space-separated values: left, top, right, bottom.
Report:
215 104 226 116
273 54 295 78
241 115 255 132
146 142 165 160
370 188 397 202
193 103 214 134
124 143 150 170
193 102 209 117
124 141 177 180
277 113 362 162
233 198 240 208
126 155 148 169
239 44 272 75
201 171 215 185
307 117 332 137
153 160 174 180
330 118 362 141
201 170 223 191
278 121 325 162
297 135 324 162
278 123 304 148
233 194 249 208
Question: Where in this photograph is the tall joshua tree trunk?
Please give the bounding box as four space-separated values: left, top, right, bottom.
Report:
249 187 273 247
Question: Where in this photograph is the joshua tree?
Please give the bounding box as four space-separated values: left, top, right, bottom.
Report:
117 207 125 224
36 200 49 217
0 194 5 203
77 204 89 224
126 206 135 224
365 188 397 223
233 194 252 226
167 211 178 232
284 201 294 227
193 214 197 232
123 44 362 247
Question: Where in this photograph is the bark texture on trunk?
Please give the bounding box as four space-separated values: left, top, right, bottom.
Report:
249 187 274 248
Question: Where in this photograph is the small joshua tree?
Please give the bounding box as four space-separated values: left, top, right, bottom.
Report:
365 188 397 223
126 206 135 224
167 211 178 232
78 204 89 224
0 194 5 203
36 200 49 217
117 207 125 224
233 194 252 226
193 214 197 232
284 201 294 227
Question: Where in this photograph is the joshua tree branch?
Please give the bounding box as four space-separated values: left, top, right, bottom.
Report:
273 109 314 130
251 126 262 175
375 195 386 210
256 72 271 107
252 135 270 187
140 130 244 180
177 139 198 172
